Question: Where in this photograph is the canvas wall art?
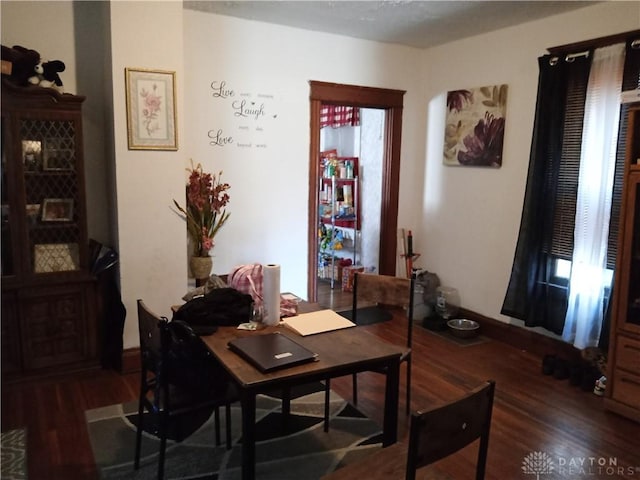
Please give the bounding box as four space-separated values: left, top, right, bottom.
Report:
443 84 508 167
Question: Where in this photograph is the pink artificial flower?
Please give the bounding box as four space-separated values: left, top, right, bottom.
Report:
201 235 214 253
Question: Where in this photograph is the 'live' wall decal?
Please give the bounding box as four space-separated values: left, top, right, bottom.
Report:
208 80 279 149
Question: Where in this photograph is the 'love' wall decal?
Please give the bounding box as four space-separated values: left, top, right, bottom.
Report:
208 80 279 150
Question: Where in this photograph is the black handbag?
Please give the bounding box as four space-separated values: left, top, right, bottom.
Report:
173 287 254 335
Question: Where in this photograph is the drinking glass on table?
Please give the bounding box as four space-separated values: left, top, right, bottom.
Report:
250 304 265 329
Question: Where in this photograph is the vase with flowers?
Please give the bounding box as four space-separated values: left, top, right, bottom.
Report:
173 160 230 283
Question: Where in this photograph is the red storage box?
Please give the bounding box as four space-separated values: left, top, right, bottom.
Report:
342 266 364 292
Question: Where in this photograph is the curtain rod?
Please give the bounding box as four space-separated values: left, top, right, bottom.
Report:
548 32 639 65
548 50 589 66
565 51 589 62
547 29 640 55
548 42 638 65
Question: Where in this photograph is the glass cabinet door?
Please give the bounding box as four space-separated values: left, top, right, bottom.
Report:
20 118 82 275
623 173 640 329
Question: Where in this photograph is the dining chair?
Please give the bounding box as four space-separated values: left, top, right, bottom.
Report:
324 272 415 431
134 299 238 480
321 380 496 480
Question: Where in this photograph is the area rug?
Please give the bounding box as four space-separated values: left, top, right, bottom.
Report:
1 428 27 480
86 382 382 479
337 306 392 326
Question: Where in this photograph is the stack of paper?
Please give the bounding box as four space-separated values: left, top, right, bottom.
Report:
281 309 355 336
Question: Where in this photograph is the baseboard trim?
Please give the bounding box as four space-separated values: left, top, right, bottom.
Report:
121 348 140 374
604 397 640 423
459 307 581 362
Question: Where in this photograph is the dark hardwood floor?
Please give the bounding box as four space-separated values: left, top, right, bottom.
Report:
2 303 639 479
317 278 353 311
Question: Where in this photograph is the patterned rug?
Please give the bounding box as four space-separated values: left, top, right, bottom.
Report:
1 428 27 480
86 382 382 479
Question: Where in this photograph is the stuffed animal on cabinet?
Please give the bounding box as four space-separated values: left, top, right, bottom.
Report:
30 59 66 92
1 44 41 86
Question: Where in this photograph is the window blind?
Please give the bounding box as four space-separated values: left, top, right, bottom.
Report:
549 42 640 270
547 62 589 263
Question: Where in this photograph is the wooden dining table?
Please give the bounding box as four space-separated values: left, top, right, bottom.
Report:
199 312 404 480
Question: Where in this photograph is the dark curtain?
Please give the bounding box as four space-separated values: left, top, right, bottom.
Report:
501 53 592 334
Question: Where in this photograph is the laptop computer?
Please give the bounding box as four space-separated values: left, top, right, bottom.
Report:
227 332 318 373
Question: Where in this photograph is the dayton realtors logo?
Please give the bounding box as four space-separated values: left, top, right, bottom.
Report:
522 451 639 478
522 452 554 479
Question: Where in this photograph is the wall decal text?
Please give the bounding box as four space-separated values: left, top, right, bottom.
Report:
209 80 279 150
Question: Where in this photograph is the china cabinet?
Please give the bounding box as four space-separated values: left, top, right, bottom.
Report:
605 103 640 422
1 80 98 379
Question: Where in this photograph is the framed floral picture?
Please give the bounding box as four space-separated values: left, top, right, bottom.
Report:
443 84 508 167
125 68 178 150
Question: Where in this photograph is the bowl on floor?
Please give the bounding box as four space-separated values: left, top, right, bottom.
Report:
446 318 480 339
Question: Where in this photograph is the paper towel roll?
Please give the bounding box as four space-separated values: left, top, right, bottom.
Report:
263 264 281 326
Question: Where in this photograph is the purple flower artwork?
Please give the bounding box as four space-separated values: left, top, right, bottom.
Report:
444 84 508 167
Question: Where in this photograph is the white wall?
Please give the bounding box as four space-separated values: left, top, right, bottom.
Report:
321 125 359 158
359 108 384 271
1 2 78 93
182 10 426 298
419 2 640 328
108 1 187 347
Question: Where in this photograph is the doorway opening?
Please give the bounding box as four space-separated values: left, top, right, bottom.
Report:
307 81 405 303
317 108 384 310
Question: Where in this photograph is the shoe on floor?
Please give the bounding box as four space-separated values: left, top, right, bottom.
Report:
542 354 556 375
581 366 600 392
594 375 607 396
553 358 570 380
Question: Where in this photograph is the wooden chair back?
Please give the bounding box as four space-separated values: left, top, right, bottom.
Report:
352 272 415 347
137 299 165 376
348 273 416 414
135 299 235 479
319 381 496 480
353 272 413 307
406 380 496 480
